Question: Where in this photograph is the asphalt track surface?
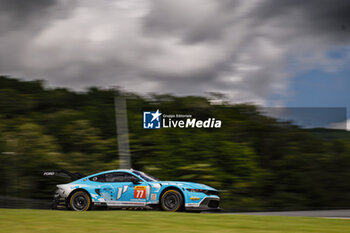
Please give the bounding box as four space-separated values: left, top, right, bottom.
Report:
226 209 350 218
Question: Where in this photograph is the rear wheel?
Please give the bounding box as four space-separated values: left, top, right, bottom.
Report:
69 191 91 211
160 190 183 212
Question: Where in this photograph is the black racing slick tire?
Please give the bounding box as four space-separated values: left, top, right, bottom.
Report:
160 190 183 212
69 191 92 211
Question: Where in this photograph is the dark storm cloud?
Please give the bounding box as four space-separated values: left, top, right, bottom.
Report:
255 0 350 39
0 0 56 17
0 0 349 105
143 0 235 44
0 0 59 32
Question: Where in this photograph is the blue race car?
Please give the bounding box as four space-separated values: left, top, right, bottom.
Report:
44 169 220 212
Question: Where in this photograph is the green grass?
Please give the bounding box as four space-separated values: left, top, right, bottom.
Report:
0 209 349 233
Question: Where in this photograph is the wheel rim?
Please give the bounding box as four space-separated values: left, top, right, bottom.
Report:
163 192 180 210
72 194 88 211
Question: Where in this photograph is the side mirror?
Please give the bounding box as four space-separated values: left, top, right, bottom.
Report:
131 176 141 184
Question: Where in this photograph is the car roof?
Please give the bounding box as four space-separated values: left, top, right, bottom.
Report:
87 169 137 177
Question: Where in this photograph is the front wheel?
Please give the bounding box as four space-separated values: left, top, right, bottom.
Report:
160 190 183 212
69 191 91 211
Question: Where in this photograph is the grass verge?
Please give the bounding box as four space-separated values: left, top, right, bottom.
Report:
0 209 349 233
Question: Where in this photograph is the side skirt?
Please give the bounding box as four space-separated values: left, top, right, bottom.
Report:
107 201 146 207
93 201 160 209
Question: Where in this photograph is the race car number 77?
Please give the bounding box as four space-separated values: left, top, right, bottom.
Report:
134 186 146 199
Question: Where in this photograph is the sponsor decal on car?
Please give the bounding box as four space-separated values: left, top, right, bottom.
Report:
43 172 55 176
134 186 146 199
151 194 157 200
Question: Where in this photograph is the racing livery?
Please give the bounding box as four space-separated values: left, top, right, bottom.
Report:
44 169 220 212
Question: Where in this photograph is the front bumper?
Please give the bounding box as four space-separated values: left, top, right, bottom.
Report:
185 197 221 211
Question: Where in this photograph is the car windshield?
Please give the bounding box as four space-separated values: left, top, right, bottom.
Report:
132 170 160 182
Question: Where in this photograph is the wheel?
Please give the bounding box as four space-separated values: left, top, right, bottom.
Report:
69 191 91 211
160 190 183 212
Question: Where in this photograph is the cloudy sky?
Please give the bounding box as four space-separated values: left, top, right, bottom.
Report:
1 0 349 127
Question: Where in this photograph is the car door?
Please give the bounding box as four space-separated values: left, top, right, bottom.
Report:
119 173 151 205
104 172 150 206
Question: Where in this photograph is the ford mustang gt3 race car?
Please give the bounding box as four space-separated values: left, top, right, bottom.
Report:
44 169 220 212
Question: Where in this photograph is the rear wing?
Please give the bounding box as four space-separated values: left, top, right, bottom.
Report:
43 170 86 181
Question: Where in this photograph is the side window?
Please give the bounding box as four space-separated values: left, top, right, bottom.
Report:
105 172 124 182
89 174 106 182
89 172 141 182
123 173 139 182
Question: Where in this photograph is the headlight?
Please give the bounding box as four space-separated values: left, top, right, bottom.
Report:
186 188 205 193
186 189 219 195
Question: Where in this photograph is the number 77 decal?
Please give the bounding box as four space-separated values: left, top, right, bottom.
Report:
134 186 146 199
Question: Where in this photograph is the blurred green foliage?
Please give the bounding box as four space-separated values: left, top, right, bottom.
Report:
0 76 350 211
